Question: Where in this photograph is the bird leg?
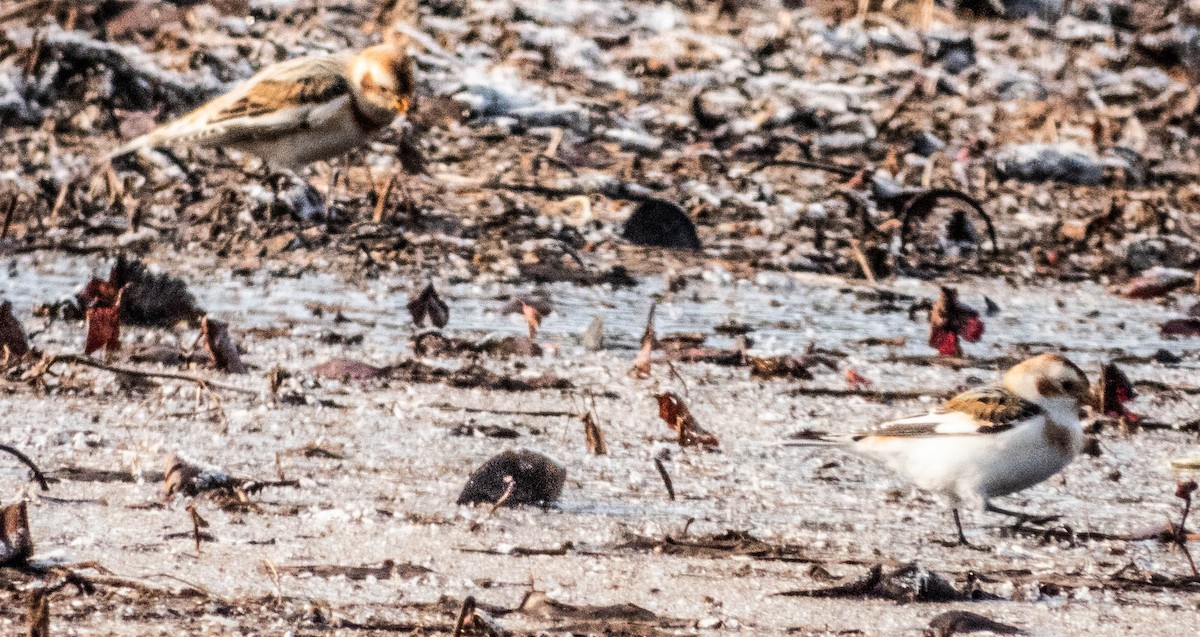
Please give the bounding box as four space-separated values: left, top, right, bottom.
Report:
953 509 969 546
985 502 1060 527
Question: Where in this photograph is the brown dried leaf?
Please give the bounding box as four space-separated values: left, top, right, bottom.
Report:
581 412 608 455
522 302 543 339
655 392 719 449
0 501 33 567
407 282 449 328
925 610 1023 637
748 355 815 380
202 316 247 374
1116 267 1193 300
310 357 385 380
0 300 30 359
631 304 656 379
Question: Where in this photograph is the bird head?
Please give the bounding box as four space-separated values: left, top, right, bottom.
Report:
349 40 415 124
1003 353 1095 411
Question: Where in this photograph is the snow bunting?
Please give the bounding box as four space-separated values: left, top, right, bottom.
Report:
108 41 414 169
791 353 1095 545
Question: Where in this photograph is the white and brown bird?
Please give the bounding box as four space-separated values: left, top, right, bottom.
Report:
108 40 414 169
790 353 1095 545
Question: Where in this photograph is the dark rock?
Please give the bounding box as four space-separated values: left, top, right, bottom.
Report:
931 36 976 75
911 131 945 157
995 144 1104 185
925 610 1023 637
622 199 701 250
457 449 566 507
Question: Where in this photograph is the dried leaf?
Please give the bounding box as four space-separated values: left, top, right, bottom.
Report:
0 300 30 359
522 302 542 339
655 392 719 449
748 355 815 380
1161 318 1200 337
925 611 1023 637
631 304 656 378
581 412 608 455
845 368 873 390
310 357 385 380
202 316 247 374
407 282 449 328
1097 362 1138 422
84 304 120 356
1117 267 1193 300
929 287 984 357
0 501 33 567
456 449 566 507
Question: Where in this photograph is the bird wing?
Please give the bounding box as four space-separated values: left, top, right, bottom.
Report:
852 386 1042 440
109 54 352 157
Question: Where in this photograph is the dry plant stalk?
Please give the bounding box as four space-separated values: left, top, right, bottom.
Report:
580 412 608 455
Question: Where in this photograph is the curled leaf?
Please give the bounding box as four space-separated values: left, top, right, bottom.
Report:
1097 362 1139 422
407 282 449 328
631 304 656 379
655 392 719 449
84 304 121 356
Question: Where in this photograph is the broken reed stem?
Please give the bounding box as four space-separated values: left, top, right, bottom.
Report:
373 173 396 223
581 412 607 455
0 444 49 491
187 503 203 555
452 596 477 637
653 458 676 501
1178 490 1197 577
39 354 260 395
1 194 17 240
849 239 877 285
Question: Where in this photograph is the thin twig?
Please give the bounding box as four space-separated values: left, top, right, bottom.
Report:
0 444 49 491
38 354 259 395
654 458 676 501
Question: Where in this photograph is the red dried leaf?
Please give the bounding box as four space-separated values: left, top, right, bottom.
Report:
1098 362 1139 422
1161 318 1200 337
655 392 719 449
407 283 449 328
1177 480 1198 500
0 501 33 567
202 317 247 374
845 368 873 390
84 305 121 355
1116 267 1193 300
928 287 984 357
0 300 30 359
